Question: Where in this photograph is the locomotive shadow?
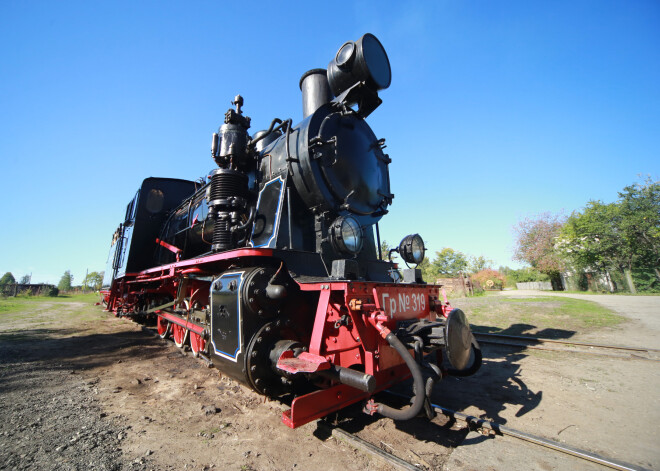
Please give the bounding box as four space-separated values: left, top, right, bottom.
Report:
472 322 577 340
315 399 470 449
428 322 578 426
322 321 579 448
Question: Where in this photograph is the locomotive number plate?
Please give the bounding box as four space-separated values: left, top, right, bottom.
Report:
374 286 433 320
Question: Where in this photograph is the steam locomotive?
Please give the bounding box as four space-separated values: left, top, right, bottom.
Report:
101 34 481 428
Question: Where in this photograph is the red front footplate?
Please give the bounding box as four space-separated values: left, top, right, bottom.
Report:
281 363 411 428
282 384 369 428
276 351 331 374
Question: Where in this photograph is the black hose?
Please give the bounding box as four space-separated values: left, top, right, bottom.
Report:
248 118 283 147
375 332 426 421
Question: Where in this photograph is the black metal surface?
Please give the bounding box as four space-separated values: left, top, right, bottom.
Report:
106 177 197 284
327 33 391 97
300 68 333 119
317 365 376 393
213 95 251 167
245 320 300 396
311 108 392 216
444 309 473 370
251 176 285 248
210 272 244 366
208 168 249 252
373 332 426 421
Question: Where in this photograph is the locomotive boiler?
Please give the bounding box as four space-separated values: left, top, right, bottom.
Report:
101 33 481 428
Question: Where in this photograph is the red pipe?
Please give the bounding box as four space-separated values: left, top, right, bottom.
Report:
156 311 205 336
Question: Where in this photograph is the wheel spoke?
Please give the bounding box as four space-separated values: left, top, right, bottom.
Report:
190 331 206 358
157 316 170 339
172 323 188 348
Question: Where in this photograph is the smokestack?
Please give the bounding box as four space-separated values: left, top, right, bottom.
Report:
299 68 332 119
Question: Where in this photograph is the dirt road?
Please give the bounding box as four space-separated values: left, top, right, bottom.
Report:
1 295 658 470
445 292 660 470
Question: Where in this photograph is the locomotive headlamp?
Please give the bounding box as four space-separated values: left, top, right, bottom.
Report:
398 234 425 265
327 33 391 103
329 216 363 256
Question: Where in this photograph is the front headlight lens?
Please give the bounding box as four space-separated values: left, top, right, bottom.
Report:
330 216 363 255
399 234 425 265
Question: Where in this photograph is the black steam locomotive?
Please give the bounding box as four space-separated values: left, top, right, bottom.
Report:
102 34 480 428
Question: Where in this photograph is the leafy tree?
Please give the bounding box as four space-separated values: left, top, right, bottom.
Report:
379 240 398 262
83 271 104 291
0 272 16 285
58 270 74 292
618 178 660 281
513 212 566 288
500 266 549 284
558 178 660 293
468 255 493 274
558 201 628 290
417 256 437 282
431 248 469 277
19 275 30 284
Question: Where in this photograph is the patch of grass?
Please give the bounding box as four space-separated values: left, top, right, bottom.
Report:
0 292 100 313
0 300 23 314
0 293 107 333
450 296 624 337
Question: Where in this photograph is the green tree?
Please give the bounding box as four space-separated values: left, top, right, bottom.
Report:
618 178 660 282
500 266 549 284
19 275 30 284
417 257 437 282
558 201 627 290
58 270 74 292
513 212 566 288
468 255 493 274
0 272 16 285
380 240 398 262
83 271 104 291
558 178 660 293
431 248 469 277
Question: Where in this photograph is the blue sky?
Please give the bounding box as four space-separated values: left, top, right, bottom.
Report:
1 1 658 284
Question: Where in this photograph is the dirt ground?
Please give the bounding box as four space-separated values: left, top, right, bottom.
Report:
1 294 658 470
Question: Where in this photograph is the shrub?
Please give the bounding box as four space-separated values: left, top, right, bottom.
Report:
48 286 59 297
472 269 506 290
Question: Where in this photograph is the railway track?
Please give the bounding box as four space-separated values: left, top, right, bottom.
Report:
473 332 660 361
324 395 652 471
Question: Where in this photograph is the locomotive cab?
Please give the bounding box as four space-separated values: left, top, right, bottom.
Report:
102 177 197 289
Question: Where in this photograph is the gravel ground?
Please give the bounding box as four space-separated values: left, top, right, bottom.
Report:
0 358 139 471
1 294 658 470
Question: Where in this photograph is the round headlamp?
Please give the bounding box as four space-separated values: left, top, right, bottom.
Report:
398 234 425 265
327 33 392 97
329 216 363 256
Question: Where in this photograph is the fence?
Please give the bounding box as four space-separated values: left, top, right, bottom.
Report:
0 283 56 297
516 281 553 291
436 277 480 297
